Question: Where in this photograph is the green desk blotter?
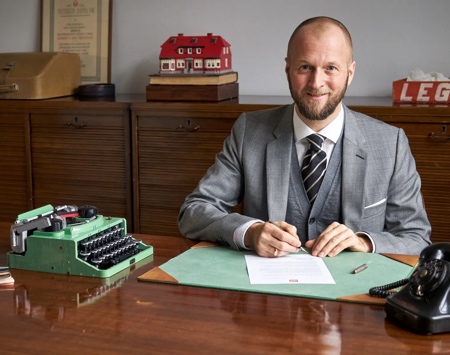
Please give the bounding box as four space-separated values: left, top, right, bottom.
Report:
138 242 417 305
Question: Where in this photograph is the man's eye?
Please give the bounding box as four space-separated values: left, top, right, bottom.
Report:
327 66 337 71
299 65 310 71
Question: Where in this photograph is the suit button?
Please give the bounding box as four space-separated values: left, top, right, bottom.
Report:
309 218 315 224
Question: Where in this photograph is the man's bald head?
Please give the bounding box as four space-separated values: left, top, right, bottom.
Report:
287 16 353 65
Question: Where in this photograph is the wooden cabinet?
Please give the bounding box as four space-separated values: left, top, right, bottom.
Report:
0 99 132 229
1 96 449 243
0 112 31 222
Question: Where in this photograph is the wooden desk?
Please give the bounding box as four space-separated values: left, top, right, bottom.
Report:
0 222 448 354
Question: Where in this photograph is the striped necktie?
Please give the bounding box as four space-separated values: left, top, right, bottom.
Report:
301 133 327 204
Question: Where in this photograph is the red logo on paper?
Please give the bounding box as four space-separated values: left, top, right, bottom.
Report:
289 279 299 283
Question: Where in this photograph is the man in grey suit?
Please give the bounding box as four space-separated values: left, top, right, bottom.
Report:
179 16 431 257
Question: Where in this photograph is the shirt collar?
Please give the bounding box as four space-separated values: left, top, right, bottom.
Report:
293 104 344 144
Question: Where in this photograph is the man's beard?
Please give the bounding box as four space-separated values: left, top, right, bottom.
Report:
288 74 349 121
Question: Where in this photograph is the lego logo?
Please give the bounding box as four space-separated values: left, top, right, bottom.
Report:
400 82 450 102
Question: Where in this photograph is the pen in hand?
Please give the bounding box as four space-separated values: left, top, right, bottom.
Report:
267 220 309 254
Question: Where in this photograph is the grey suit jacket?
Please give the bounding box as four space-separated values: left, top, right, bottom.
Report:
178 104 431 255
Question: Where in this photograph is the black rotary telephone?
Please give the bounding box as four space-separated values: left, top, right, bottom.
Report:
369 243 450 335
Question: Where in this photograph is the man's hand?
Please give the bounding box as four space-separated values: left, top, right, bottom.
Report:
304 222 373 257
244 221 301 257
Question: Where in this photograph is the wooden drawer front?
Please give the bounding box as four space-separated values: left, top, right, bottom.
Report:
135 115 237 236
0 114 29 222
136 115 236 131
390 122 450 243
30 113 131 225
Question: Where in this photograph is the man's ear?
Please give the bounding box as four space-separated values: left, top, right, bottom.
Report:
347 61 356 86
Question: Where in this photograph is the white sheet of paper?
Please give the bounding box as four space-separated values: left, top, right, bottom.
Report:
245 254 335 284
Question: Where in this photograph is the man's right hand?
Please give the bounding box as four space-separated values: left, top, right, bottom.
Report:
244 221 301 257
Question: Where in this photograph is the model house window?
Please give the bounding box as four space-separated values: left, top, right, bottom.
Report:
188 48 192 54
160 59 174 71
177 60 185 68
205 59 220 68
194 59 203 68
178 48 183 54
205 59 212 68
191 38 197 43
196 48 201 54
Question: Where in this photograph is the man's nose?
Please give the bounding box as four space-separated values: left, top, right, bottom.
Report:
308 69 325 88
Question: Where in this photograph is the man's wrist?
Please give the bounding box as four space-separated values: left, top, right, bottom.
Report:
356 231 375 253
233 219 262 250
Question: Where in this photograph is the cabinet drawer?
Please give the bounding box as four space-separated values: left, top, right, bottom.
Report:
136 115 236 132
133 115 236 235
389 122 449 138
388 122 450 243
30 112 132 227
31 113 125 128
0 113 30 222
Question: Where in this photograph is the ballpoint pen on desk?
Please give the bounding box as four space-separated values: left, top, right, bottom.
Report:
352 263 368 274
267 220 309 254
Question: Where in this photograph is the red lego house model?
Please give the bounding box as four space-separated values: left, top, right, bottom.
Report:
159 33 232 74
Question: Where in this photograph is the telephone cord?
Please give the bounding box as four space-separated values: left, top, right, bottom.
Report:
369 278 410 298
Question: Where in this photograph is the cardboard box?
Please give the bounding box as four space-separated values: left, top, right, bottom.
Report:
393 78 450 103
0 52 81 100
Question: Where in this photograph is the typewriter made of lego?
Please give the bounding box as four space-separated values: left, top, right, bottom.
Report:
8 205 153 278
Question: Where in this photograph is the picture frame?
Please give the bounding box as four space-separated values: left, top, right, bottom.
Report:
40 0 112 84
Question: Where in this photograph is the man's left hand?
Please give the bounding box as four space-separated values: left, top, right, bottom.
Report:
304 222 373 257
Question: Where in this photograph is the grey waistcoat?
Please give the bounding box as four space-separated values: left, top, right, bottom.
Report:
285 134 343 244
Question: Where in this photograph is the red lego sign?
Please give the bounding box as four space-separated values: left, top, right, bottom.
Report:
393 79 450 103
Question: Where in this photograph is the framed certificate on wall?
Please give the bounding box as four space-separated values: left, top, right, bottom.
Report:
41 0 112 84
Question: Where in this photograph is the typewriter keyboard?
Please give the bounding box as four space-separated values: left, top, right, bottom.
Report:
77 225 142 270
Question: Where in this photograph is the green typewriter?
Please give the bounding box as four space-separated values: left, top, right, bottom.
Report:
8 204 153 278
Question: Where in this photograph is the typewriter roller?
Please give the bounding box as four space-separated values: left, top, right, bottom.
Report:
8 205 153 278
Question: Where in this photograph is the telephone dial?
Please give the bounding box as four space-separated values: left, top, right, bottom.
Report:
369 243 450 335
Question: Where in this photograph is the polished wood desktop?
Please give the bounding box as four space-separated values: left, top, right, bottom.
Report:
0 222 449 354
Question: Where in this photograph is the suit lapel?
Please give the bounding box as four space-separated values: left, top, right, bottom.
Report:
266 105 294 221
341 106 367 231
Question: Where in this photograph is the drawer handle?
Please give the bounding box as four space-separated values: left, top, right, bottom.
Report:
429 132 450 142
175 125 200 132
66 122 86 129
0 83 19 93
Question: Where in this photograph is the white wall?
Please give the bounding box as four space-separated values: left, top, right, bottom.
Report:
1 0 449 96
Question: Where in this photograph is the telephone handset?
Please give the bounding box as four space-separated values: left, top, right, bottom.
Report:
370 243 450 335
